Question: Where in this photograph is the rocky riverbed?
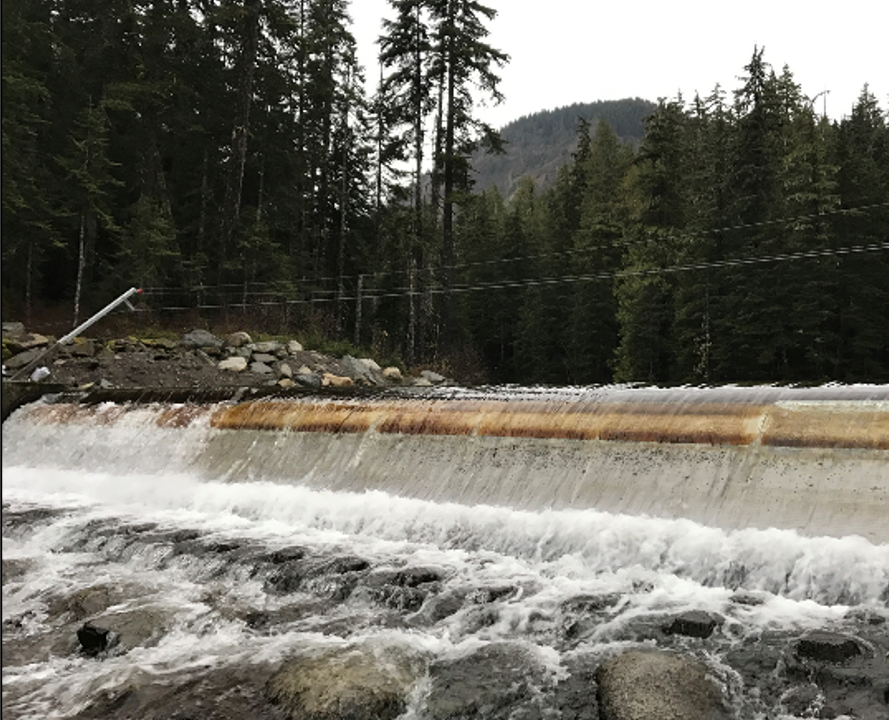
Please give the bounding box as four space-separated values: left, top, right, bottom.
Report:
2 323 449 394
3 499 888 720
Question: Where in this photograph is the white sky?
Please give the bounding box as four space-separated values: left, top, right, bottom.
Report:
349 0 887 129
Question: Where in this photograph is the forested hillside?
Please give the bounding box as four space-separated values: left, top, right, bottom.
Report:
3 0 888 386
471 99 656 199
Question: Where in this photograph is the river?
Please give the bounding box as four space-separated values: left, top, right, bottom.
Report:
2 385 888 719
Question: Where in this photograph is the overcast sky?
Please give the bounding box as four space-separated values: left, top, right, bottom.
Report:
349 0 887 129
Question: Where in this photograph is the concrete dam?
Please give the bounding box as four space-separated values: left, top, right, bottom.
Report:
4 383 889 719
5 384 888 542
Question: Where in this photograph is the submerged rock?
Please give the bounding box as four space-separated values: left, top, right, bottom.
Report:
794 631 863 663
77 622 119 656
595 649 729 720
266 642 426 720
425 641 555 720
663 610 722 639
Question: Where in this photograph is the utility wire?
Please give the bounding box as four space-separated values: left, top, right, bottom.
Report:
139 200 889 296
138 240 889 311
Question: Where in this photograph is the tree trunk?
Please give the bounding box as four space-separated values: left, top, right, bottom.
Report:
73 214 86 328
219 0 260 286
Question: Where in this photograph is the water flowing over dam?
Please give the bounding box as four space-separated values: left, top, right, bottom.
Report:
3 384 889 719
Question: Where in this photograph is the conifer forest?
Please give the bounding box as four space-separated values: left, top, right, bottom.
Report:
3 0 888 384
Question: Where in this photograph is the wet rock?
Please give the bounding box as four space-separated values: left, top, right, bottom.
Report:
422 589 468 622
75 664 287 720
49 585 117 621
663 610 722 639
425 641 554 720
794 631 863 663
2 557 32 585
845 606 887 625
264 554 370 599
467 585 518 604
595 649 729 720
729 590 769 606
77 622 119 656
266 642 426 720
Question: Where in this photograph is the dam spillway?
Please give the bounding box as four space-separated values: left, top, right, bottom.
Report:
5 384 888 542
3 383 889 719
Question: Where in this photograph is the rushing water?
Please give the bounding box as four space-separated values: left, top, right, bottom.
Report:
2 388 888 720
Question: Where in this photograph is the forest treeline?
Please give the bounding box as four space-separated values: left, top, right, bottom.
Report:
3 0 888 384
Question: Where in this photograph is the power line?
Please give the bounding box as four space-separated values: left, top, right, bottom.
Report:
138 200 889 296
138 240 889 311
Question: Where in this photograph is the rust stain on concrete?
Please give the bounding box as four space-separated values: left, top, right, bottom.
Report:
20 395 888 450
208 398 888 449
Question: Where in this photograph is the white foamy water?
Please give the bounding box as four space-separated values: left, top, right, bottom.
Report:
3 394 888 719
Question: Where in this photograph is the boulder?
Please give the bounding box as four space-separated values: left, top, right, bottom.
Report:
5 347 46 370
663 610 722 639
2 321 25 338
322 372 353 388
252 353 276 364
219 356 248 372
77 622 119 657
794 632 863 663
180 329 222 350
277 378 296 389
340 355 378 385
225 331 252 348
278 362 293 379
295 373 323 388
250 361 274 374
5 332 50 354
67 338 97 357
286 340 304 354
426 642 554 719
266 642 426 720
140 337 177 350
420 369 446 384
382 367 403 382
596 649 729 720
252 340 281 354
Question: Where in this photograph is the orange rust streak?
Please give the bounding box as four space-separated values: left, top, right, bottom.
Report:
156 405 213 428
209 400 768 445
762 408 889 450
25 399 887 450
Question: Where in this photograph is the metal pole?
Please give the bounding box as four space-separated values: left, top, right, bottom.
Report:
58 287 143 345
9 287 142 381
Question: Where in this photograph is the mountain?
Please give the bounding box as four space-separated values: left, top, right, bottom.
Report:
471 98 657 199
